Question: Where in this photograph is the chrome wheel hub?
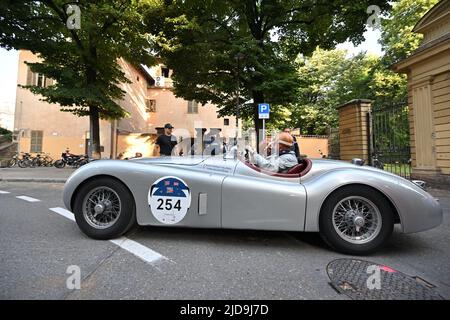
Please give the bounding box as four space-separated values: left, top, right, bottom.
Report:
82 186 121 229
94 203 105 215
332 196 382 244
353 216 365 228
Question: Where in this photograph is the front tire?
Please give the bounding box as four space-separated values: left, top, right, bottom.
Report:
8 159 17 167
18 159 30 168
73 177 136 240
319 185 394 255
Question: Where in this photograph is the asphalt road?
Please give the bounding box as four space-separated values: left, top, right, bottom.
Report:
0 181 449 300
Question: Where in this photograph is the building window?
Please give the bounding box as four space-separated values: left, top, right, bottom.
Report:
161 67 170 78
30 130 43 153
26 67 53 87
146 99 156 113
187 100 198 114
224 118 230 126
36 73 45 87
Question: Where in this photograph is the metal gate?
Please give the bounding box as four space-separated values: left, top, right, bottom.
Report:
370 102 411 179
328 127 340 160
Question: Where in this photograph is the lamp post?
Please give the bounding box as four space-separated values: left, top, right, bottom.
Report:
234 53 245 145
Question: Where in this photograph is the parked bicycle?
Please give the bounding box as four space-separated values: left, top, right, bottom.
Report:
31 153 54 167
7 152 59 168
18 152 36 168
7 153 20 168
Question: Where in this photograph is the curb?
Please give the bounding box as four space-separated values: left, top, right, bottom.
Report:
0 178 67 183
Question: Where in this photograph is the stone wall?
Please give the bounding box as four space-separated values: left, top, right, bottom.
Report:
336 99 372 163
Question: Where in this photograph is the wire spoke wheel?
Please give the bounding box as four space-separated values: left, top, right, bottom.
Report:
332 196 382 245
82 186 122 229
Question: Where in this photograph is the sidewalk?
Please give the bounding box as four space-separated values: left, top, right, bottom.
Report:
0 167 75 183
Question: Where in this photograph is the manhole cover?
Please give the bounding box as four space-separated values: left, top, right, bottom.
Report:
327 259 444 300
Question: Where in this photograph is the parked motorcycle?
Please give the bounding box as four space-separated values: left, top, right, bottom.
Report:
54 150 90 169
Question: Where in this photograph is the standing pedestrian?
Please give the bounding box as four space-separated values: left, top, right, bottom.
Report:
154 123 178 156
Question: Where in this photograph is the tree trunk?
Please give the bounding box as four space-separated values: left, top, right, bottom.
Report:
89 105 101 159
86 36 101 159
252 91 264 152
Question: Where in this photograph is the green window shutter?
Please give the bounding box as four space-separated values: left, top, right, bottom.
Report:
30 130 43 153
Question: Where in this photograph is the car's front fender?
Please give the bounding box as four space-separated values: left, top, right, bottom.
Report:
302 168 442 233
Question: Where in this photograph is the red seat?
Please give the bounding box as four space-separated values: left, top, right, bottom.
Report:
287 162 306 174
244 158 312 178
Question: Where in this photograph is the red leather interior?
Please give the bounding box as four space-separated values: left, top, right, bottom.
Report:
244 158 312 178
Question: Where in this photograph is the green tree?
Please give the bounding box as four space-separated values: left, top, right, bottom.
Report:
373 0 439 109
380 0 439 66
0 127 12 142
145 0 390 145
0 0 156 158
287 48 380 135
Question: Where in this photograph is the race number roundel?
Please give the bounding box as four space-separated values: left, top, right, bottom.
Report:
148 176 192 224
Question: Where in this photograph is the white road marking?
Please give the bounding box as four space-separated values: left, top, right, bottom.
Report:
49 207 75 222
49 207 166 264
110 237 165 264
16 195 41 202
0 190 11 194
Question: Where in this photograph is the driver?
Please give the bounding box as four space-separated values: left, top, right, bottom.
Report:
247 132 298 173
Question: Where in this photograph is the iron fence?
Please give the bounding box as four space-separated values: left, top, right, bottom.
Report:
370 102 411 179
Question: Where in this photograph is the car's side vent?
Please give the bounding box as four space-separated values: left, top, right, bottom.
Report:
198 193 207 215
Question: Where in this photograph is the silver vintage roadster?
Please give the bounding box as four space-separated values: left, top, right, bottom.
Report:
63 155 442 255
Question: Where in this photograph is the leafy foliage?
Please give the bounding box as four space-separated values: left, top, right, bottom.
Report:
0 127 12 142
283 0 439 135
0 0 157 155
379 0 440 66
285 49 375 134
145 0 390 138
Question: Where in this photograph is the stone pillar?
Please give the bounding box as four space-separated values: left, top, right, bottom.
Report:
337 99 373 163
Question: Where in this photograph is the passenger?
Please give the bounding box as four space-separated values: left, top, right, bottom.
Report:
283 127 301 161
246 132 298 173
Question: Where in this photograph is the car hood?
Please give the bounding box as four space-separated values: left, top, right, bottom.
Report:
128 156 208 166
304 158 400 180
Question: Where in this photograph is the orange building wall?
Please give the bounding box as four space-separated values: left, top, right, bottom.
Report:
297 136 329 158
14 51 112 159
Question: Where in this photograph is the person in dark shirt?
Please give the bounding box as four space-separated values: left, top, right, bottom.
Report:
155 123 178 156
284 127 301 162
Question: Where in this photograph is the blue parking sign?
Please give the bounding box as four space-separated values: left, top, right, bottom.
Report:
258 103 270 119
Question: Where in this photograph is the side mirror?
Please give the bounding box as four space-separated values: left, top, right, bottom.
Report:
351 158 365 166
412 180 426 189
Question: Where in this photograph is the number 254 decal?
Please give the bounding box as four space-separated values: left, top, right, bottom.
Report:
156 198 182 211
148 176 192 225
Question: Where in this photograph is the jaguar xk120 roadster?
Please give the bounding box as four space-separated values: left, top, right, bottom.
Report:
63 155 442 255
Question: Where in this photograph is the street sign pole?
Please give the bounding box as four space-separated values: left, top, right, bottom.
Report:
258 103 270 145
262 119 266 142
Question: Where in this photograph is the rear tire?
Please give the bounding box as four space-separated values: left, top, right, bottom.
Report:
54 160 65 168
73 177 136 240
319 185 394 255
